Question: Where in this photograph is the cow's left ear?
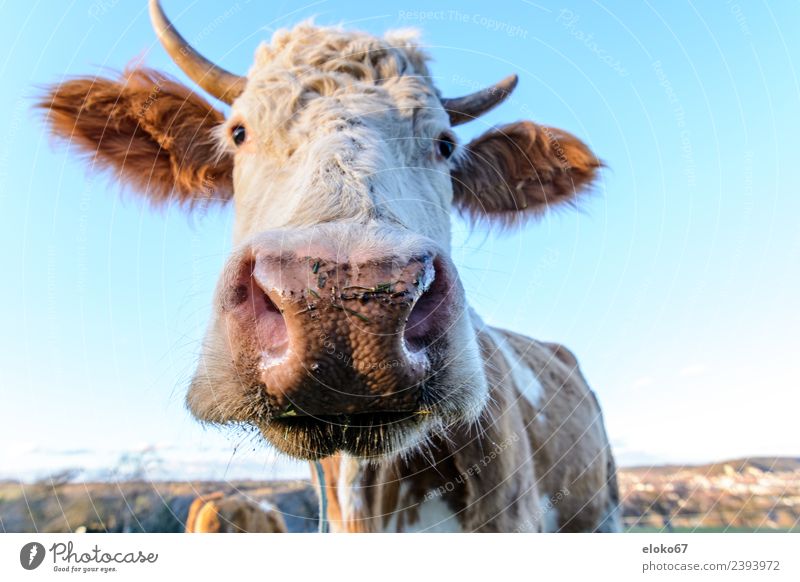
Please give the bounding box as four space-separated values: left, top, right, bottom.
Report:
37 67 233 207
451 121 600 222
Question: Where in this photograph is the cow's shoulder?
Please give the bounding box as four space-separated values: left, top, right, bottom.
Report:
477 325 616 531
491 328 580 373
477 326 591 401
482 326 604 429
542 341 580 370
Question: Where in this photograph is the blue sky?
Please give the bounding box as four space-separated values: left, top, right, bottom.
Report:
1 1 798 481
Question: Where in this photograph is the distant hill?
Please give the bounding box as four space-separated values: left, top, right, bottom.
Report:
619 457 800 532
623 456 800 476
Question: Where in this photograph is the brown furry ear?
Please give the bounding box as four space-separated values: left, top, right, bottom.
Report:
451 121 600 223
37 68 233 207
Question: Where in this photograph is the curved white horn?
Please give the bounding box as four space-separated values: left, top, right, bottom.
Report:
149 0 246 103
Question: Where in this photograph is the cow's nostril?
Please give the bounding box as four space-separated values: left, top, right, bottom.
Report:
403 258 449 354
247 275 281 316
227 258 289 362
249 279 289 362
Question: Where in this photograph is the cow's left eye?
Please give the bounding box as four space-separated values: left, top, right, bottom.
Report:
231 125 247 146
436 133 456 159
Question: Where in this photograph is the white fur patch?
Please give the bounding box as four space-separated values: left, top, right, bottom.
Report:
539 494 559 532
337 455 363 524
384 486 462 533
485 328 544 408
257 500 276 513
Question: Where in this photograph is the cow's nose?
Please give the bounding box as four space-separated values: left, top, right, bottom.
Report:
220 249 455 417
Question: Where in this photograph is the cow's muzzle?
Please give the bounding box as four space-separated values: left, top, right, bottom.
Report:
220 244 457 424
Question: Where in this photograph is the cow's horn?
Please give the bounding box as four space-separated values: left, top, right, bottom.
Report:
148 0 246 104
441 74 518 126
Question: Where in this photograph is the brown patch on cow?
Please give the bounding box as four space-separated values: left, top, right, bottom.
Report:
357 442 469 532
451 121 600 224
317 448 469 532
312 456 349 531
37 67 233 207
544 341 579 370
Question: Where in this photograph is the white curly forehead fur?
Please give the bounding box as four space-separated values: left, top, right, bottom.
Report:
224 23 455 248
240 23 434 127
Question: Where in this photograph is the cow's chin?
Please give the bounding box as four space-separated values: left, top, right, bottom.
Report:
188 361 489 461
189 382 486 460
251 373 489 460
254 411 437 461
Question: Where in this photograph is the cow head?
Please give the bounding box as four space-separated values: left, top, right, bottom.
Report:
39 0 600 460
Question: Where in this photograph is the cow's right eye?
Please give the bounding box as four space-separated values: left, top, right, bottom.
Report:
231 125 247 146
435 133 456 159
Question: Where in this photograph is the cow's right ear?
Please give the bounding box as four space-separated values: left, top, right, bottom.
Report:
450 121 600 224
37 67 233 207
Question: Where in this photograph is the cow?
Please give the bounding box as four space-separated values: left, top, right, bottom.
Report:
38 0 620 532
185 492 287 533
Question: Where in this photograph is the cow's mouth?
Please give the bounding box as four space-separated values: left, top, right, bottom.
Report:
256 411 432 460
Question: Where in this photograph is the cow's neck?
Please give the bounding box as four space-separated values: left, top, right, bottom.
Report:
313 327 541 533
338 434 473 532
